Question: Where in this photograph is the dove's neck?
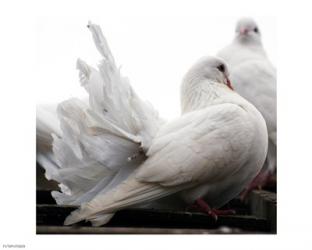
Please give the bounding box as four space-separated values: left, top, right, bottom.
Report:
233 39 266 58
234 36 262 47
219 39 267 68
181 78 237 114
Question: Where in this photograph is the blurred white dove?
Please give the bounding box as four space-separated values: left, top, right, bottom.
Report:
217 17 276 191
53 23 268 226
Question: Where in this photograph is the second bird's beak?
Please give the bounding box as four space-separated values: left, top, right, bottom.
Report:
239 28 249 35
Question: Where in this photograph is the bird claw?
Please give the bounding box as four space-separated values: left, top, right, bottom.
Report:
194 198 236 221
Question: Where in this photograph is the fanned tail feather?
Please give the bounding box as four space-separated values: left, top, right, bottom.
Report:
36 22 164 224
36 105 61 152
36 105 62 179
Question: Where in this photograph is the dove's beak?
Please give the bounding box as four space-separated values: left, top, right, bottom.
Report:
239 28 249 35
226 77 233 90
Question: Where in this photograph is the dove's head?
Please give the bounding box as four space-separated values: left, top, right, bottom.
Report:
183 56 233 90
181 56 234 112
235 18 262 44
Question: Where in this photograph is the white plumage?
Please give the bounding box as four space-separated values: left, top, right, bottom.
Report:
37 22 164 225
217 18 276 179
37 22 268 226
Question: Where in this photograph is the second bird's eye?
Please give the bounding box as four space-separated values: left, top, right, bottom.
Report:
217 64 225 73
254 27 259 33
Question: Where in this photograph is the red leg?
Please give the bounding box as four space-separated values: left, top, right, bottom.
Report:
240 170 275 200
195 198 236 220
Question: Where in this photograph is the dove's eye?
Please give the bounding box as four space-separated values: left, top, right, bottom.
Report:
254 27 259 33
217 64 225 73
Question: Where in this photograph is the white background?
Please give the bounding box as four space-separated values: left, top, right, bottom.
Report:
1 0 312 250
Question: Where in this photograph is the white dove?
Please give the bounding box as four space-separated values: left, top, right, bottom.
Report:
217 17 276 191
50 23 268 226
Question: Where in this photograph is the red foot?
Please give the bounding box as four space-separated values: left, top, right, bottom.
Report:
194 198 236 220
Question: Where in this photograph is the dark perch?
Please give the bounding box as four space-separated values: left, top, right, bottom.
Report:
36 164 276 234
36 189 276 234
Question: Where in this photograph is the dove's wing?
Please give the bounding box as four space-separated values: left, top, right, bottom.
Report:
136 102 254 186
64 102 255 225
